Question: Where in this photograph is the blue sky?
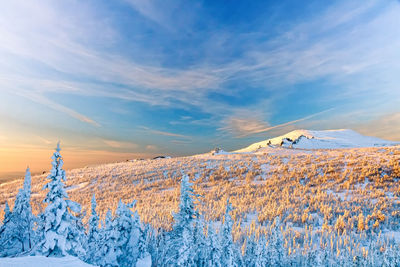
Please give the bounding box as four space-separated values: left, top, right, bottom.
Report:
0 0 399 173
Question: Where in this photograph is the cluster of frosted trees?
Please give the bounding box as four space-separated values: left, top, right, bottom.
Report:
0 144 146 266
1 145 400 266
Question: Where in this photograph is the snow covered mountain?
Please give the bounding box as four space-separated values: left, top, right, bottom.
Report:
236 129 398 152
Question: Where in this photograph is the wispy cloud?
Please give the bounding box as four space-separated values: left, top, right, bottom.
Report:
1 0 398 117
139 126 190 138
221 108 335 138
22 92 100 127
171 139 192 145
36 136 52 145
219 2 400 96
123 0 197 32
102 139 138 149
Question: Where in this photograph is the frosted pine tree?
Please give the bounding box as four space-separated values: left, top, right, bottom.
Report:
149 228 168 266
38 143 85 257
193 216 208 266
166 174 198 266
220 198 241 267
243 235 257 266
383 245 395 267
268 217 285 266
205 222 221 267
1 201 11 225
11 167 35 253
255 235 268 267
0 201 12 256
114 200 146 267
85 194 101 265
98 209 118 267
0 168 35 256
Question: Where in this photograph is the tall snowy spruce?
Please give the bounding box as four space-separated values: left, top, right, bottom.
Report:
220 198 241 267
114 200 146 267
85 194 101 265
0 201 12 256
192 216 208 265
0 168 35 256
165 174 198 266
98 209 118 267
205 222 222 267
97 201 147 267
38 143 85 257
268 217 285 266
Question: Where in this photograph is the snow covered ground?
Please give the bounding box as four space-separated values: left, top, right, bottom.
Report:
0 256 95 267
0 255 152 267
0 129 400 266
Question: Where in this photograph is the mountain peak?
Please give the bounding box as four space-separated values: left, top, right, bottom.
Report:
235 129 398 152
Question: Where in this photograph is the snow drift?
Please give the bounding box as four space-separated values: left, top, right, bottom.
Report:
236 129 398 152
0 255 95 267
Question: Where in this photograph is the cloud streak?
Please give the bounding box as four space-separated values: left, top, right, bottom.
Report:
22 92 101 127
139 126 191 138
221 108 335 138
102 139 138 149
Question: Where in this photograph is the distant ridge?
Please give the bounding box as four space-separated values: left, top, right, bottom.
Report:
235 129 399 152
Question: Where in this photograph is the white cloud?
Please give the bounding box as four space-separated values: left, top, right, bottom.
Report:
139 126 190 138
221 108 335 138
22 92 100 127
102 139 138 149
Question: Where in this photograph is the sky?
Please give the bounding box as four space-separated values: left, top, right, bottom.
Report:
0 0 399 177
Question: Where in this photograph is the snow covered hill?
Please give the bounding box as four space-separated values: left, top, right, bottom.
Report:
236 129 398 152
0 256 95 267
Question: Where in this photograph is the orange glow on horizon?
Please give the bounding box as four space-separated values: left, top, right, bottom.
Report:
0 146 152 179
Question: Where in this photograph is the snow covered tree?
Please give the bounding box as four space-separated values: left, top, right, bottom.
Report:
267 217 285 267
219 198 241 267
243 235 257 266
10 167 35 252
0 168 35 256
0 201 12 256
205 223 221 267
2 201 11 224
255 235 268 267
85 194 101 265
149 227 169 266
166 174 198 266
38 143 85 257
113 200 146 267
192 216 208 266
98 209 118 267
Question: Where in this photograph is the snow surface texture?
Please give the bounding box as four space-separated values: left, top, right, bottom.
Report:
236 129 398 152
0 256 95 267
0 255 152 267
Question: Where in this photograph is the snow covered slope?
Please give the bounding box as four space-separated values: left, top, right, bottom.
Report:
236 129 398 152
0 256 96 267
0 256 151 267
